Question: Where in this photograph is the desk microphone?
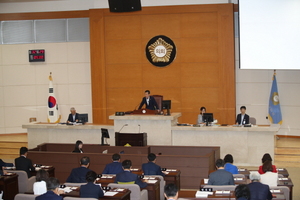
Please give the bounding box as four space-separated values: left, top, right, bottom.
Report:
138 124 141 133
134 102 140 110
118 124 128 133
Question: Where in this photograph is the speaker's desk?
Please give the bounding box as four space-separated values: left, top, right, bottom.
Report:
109 113 181 145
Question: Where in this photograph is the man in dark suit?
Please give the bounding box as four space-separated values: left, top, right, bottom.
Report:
164 183 178 200
35 177 63 200
248 172 273 200
115 160 147 188
66 156 91 183
80 170 104 198
208 159 234 185
15 147 35 178
236 106 250 125
67 107 79 123
138 90 159 110
142 153 165 176
102 153 123 174
0 159 13 175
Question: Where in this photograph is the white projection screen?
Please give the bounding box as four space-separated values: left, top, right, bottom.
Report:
239 0 300 69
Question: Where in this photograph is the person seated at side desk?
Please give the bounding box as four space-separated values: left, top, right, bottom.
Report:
197 107 206 124
80 171 104 199
35 177 64 200
67 107 79 123
142 153 165 176
208 159 234 185
236 106 249 125
115 160 147 188
138 90 159 110
66 156 91 183
248 172 273 200
15 147 35 178
72 140 84 153
224 154 238 174
102 153 123 174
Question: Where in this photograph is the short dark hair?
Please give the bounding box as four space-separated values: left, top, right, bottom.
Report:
235 184 250 199
148 153 156 162
215 159 225 168
262 153 272 163
46 177 60 190
223 154 234 164
86 170 97 182
240 106 246 110
36 169 49 182
122 160 132 169
145 90 150 94
164 183 178 198
112 153 120 161
262 160 273 173
80 156 90 165
20 147 28 155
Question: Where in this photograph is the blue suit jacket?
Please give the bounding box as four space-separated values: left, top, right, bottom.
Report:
66 166 91 183
224 163 239 174
248 182 273 200
115 170 147 188
138 96 158 110
67 113 79 122
80 182 104 198
142 162 165 176
35 191 63 200
102 161 123 174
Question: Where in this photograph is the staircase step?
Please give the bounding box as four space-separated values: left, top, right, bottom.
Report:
0 133 27 142
0 148 21 155
0 154 18 160
274 155 300 162
275 147 300 155
276 136 300 148
0 142 28 149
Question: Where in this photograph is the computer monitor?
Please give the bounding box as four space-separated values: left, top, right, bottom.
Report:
162 100 171 115
78 114 88 124
101 128 110 145
202 113 213 126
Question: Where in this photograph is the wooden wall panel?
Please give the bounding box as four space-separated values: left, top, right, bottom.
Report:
90 4 235 125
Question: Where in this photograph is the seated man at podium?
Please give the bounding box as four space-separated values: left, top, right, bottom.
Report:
236 106 250 125
67 107 79 123
142 153 165 176
138 90 159 110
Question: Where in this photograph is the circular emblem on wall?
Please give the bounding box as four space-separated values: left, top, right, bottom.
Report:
146 35 176 67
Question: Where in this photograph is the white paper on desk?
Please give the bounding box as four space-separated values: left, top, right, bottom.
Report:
278 178 288 180
238 168 245 171
215 190 223 194
271 189 281 193
131 168 139 171
277 168 284 171
166 169 176 171
222 191 230 194
105 192 118 196
116 189 125 192
204 179 209 184
60 187 72 193
195 191 212 198
235 178 243 181
164 172 169 174
147 180 157 184
35 167 41 171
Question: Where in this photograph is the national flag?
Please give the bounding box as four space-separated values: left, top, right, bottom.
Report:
268 71 282 124
47 72 61 123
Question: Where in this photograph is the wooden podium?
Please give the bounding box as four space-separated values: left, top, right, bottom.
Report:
131 108 157 115
115 132 147 146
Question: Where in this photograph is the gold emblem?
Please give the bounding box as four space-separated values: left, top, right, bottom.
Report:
148 38 173 63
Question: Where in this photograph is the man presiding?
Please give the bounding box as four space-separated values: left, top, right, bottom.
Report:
67 107 79 123
138 90 159 111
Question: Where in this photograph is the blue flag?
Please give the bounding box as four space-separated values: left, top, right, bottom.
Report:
268 72 282 124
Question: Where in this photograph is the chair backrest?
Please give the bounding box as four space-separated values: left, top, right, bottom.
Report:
270 186 290 200
64 182 87 187
108 183 147 200
8 170 35 193
64 197 98 200
14 194 38 200
144 175 165 200
260 172 278 187
152 95 163 111
203 185 236 191
233 174 246 179
249 117 256 125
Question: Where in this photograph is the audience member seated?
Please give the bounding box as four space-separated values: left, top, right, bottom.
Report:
164 183 178 200
72 140 84 153
260 160 278 187
142 153 165 176
34 169 49 195
197 106 206 124
208 159 234 185
35 177 64 200
235 184 251 200
66 156 91 183
248 172 272 200
0 159 13 175
224 154 238 174
15 147 35 178
115 160 147 188
258 153 277 174
102 153 123 174
80 170 104 198
67 107 79 123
